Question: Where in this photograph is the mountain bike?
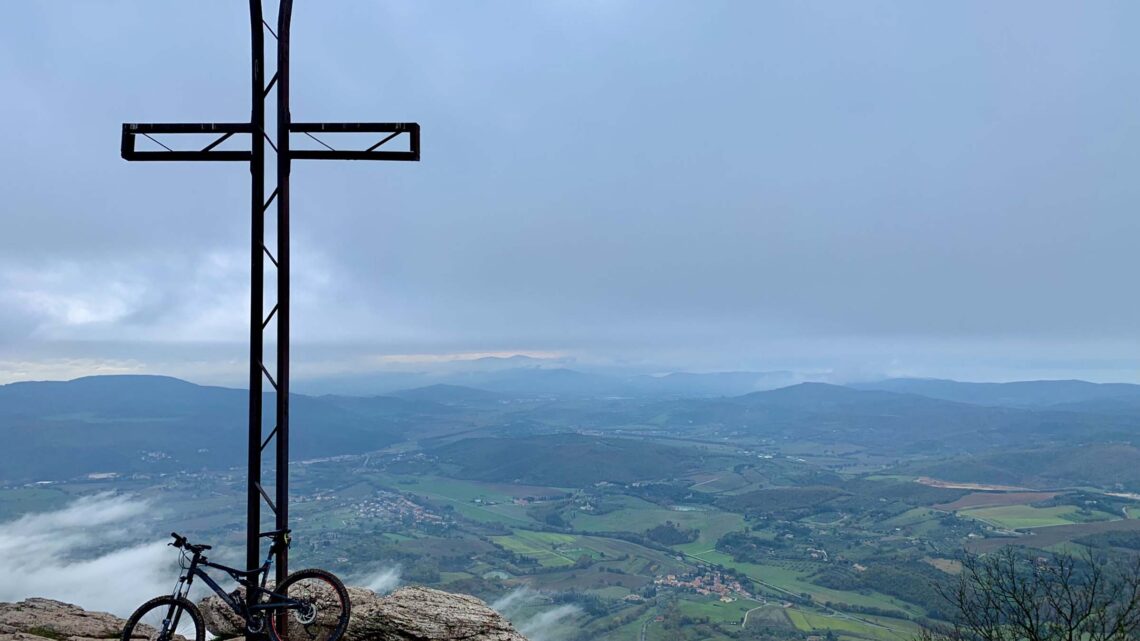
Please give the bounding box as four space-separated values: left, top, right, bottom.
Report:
121 529 350 641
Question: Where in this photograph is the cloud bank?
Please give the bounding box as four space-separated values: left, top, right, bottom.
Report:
492 587 581 641
0 493 173 617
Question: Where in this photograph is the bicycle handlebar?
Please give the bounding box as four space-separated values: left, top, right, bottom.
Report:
169 531 210 553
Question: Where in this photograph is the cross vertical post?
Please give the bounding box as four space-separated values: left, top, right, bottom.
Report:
118 3 421 634
246 0 267 601
274 0 293 595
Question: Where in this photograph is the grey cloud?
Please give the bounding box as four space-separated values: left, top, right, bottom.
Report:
3 1 1139 381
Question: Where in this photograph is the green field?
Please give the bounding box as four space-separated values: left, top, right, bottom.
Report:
567 496 746 554
605 610 658 641
677 595 763 623
379 474 540 526
881 507 939 528
491 530 586 567
960 505 1113 530
787 608 916 641
672 513 748 556
438 571 474 584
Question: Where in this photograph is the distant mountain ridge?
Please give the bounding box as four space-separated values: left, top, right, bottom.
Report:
636 381 1140 458
299 365 809 398
853 378 1140 408
657 382 1038 452
6 373 1140 484
626 370 806 397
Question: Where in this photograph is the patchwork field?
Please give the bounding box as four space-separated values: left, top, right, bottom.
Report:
969 517 1140 553
786 608 917 641
677 595 763 623
568 498 746 552
958 505 1109 530
491 530 583 567
935 491 1059 511
916 478 1031 492
380 474 541 526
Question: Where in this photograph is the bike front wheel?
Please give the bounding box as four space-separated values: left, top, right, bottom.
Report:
121 595 205 641
269 568 351 641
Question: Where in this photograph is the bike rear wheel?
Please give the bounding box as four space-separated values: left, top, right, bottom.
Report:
269 568 351 641
121 595 205 641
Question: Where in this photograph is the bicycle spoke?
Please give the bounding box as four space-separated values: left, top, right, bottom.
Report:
271 573 349 641
130 605 196 641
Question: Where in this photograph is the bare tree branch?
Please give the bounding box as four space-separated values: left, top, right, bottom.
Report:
919 548 1140 641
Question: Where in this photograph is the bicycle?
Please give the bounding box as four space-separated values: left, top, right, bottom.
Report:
121 529 351 641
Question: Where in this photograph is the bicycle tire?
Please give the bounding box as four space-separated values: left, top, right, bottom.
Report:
121 595 205 641
269 568 352 641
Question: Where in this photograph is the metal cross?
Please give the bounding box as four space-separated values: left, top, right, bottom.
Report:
119 0 420 614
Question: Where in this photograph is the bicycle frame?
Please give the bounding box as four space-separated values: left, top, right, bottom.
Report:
166 546 306 634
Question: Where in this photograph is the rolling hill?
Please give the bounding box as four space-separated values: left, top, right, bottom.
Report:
909 443 1140 490
646 383 1140 454
0 376 414 481
852 378 1140 409
7 374 1140 489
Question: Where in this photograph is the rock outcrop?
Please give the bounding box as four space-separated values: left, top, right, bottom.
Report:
1 587 529 641
0 598 127 641
198 586 527 641
344 587 526 641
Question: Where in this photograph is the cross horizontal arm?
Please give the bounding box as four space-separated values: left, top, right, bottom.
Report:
125 122 253 134
121 122 253 161
289 122 420 161
290 122 417 133
120 121 421 162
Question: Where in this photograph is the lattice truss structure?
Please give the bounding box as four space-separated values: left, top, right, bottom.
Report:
119 0 420 611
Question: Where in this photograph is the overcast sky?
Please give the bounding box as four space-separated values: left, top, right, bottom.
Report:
2 1 1138 385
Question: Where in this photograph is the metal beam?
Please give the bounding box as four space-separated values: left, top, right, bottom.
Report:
245 0 266 630
290 149 418 161
290 122 420 161
290 122 418 132
274 0 294 594
120 122 253 161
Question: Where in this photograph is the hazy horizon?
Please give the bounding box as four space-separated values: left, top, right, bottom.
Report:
3 352 1140 393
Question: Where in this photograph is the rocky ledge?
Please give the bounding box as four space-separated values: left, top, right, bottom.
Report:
0 587 528 641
